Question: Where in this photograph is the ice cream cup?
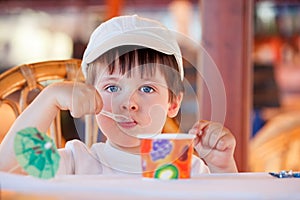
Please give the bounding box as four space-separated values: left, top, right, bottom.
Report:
139 133 195 180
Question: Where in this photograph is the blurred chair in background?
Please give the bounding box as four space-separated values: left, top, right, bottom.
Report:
249 111 300 172
0 59 98 148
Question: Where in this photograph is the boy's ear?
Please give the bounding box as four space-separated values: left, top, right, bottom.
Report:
167 92 183 118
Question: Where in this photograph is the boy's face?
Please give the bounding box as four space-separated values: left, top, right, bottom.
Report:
94 65 182 151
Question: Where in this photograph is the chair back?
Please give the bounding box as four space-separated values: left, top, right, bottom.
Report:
0 59 98 148
249 111 300 172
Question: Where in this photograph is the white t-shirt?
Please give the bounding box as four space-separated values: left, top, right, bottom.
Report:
56 139 210 176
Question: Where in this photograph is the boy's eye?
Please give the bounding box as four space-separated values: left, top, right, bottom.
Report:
140 86 154 93
105 85 120 93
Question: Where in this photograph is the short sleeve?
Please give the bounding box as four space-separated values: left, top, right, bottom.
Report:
56 139 103 175
57 147 74 175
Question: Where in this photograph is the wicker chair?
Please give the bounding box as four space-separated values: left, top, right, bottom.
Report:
249 111 300 172
0 59 98 148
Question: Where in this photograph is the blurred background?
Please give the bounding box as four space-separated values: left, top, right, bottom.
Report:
0 0 300 172
0 0 201 70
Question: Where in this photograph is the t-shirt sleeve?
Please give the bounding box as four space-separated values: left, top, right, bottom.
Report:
56 139 102 175
56 143 75 175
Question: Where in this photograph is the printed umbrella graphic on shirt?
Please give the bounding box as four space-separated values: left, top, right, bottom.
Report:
13 127 60 179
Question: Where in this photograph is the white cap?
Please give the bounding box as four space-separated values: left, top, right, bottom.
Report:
81 15 184 80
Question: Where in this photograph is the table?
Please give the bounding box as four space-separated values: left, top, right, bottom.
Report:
1 172 300 200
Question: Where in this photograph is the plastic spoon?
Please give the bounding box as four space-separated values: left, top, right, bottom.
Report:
100 110 130 122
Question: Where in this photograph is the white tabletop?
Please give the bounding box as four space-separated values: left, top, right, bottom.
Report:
1 172 300 200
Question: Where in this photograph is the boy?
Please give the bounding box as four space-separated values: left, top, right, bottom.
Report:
0 15 237 175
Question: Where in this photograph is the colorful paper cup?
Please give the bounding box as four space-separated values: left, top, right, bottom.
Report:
139 133 195 180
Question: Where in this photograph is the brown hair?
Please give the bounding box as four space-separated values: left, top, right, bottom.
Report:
87 45 184 102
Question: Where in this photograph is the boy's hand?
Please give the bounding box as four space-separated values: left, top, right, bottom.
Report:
49 82 102 118
188 120 238 173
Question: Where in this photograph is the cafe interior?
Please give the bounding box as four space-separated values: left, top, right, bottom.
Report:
0 0 300 199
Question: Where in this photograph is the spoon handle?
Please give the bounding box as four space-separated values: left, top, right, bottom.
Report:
100 110 129 122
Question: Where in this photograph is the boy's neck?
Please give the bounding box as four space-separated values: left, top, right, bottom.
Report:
108 140 141 155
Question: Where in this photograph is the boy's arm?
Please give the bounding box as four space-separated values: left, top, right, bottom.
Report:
189 120 238 173
0 84 60 173
0 82 102 173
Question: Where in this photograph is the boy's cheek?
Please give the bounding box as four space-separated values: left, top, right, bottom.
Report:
141 106 168 131
96 114 114 129
100 95 114 108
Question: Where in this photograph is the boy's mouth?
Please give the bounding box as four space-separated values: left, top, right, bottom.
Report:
117 120 137 129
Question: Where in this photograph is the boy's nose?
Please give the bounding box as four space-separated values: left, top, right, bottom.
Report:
121 103 138 111
121 94 139 111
